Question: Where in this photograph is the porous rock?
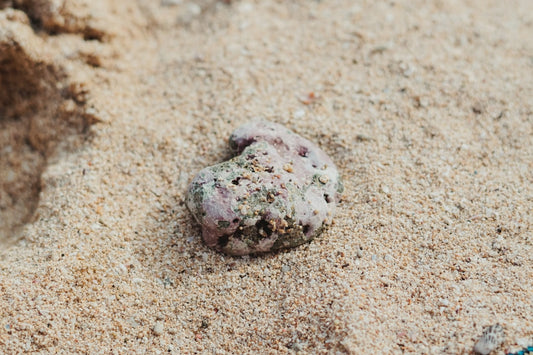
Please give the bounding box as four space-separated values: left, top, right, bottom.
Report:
186 121 343 256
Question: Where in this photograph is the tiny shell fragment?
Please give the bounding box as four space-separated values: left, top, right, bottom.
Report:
186 120 343 255
474 324 505 355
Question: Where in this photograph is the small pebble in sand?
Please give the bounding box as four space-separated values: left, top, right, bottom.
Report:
153 321 164 336
474 323 505 355
186 120 343 255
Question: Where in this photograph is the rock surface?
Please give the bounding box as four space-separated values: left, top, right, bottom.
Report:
186 121 343 255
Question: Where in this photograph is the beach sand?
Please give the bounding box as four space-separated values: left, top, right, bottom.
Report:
0 0 532 353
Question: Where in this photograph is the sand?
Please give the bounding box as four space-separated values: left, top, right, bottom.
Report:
0 0 532 353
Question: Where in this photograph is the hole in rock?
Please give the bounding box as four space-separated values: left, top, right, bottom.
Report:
217 234 230 248
255 219 273 237
298 145 309 157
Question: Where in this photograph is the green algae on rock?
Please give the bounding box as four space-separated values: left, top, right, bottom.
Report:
186 121 343 256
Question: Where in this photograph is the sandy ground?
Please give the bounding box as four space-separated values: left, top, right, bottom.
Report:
0 0 532 353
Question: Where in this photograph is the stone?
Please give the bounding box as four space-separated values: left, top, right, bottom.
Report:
152 321 164 336
186 120 343 256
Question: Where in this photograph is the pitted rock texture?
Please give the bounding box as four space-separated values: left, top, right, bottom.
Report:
186 121 343 256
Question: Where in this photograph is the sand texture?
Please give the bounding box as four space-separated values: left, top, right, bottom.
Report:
0 0 532 353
